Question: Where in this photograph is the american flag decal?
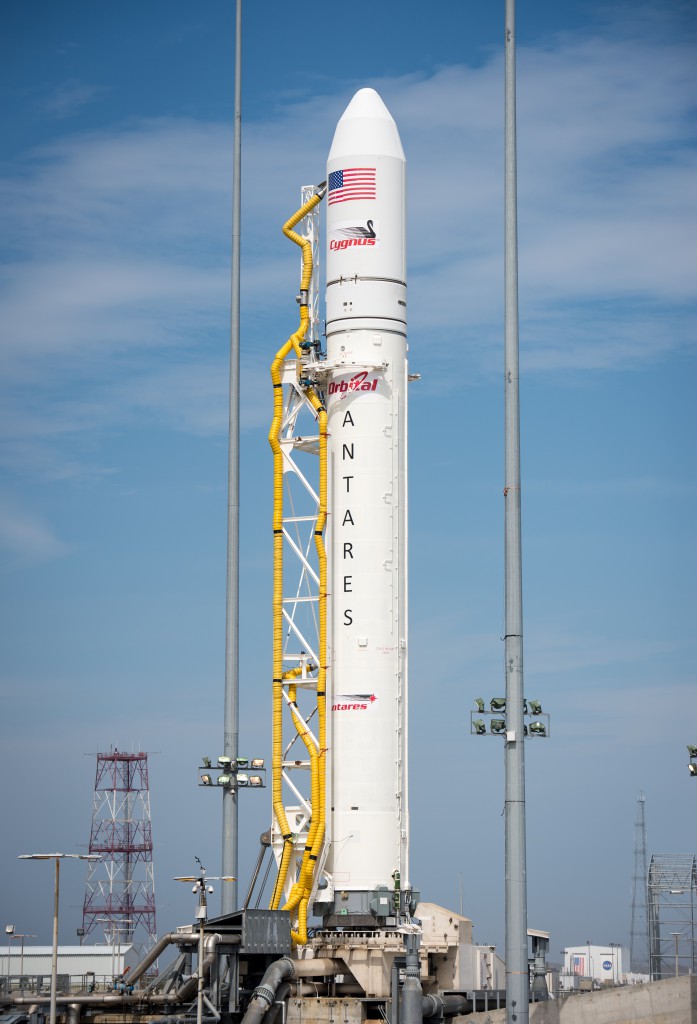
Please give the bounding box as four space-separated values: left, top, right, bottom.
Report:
328 167 376 205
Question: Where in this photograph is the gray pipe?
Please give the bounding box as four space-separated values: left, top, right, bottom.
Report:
239 957 296 1024
293 960 343 978
65 1003 81 1024
400 938 423 1024
239 958 344 1024
422 994 473 1018
128 932 200 987
262 980 290 1024
9 936 223 1010
151 937 222 1005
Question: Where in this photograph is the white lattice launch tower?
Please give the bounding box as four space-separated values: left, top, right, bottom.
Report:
82 749 157 952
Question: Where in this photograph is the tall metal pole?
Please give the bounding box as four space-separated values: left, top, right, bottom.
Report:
503 0 529 1021
19 855 99 1020
6 928 13 996
222 0 242 915
50 858 59 1024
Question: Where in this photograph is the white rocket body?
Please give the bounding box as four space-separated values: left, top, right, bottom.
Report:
323 89 409 922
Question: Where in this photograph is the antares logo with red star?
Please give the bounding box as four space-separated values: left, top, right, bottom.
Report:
332 693 378 711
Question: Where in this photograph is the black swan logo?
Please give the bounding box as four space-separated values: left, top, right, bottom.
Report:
338 219 377 239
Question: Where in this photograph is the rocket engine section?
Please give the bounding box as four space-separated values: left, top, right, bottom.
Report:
321 89 412 925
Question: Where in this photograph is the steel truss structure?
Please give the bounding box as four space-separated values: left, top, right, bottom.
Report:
269 190 331 913
82 750 157 954
648 853 696 979
630 792 649 971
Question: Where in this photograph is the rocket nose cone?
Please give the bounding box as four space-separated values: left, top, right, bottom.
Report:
329 87 405 162
339 87 395 123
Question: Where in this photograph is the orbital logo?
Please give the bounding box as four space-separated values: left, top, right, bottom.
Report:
332 693 378 712
329 219 380 251
328 371 379 397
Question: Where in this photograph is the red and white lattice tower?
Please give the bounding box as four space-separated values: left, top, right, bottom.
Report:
82 750 157 952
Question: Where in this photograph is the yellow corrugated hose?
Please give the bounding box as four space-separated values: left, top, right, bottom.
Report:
268 189 328 946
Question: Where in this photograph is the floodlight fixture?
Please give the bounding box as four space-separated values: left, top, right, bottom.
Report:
200 774 213 786
5 925 14 935
236 757 249 769
529 722 546 736
473 719 487 735
236 773 249 786
474 697 485 713
217 772 232 786
491 697 506 712
528 700 542 715
17 852 100 1024
202 757 212 769
491 718 507 734
687 745 697 759
249 775 263 787
689 763 697 777
217 756 232 769
251 758 265 769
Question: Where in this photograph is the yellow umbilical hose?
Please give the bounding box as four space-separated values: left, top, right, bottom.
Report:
268 188 328 946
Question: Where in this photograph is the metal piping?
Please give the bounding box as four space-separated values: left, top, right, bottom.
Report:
239 957 296 1024
293 959 343 977
9 935 224 1010
128 931 200 986
263 981 290 1024
422 994 473 1018
65 1003 81 1024
400 936 423 1024
240 958 344 1024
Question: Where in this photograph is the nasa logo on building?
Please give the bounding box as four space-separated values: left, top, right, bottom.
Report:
602 960 612 971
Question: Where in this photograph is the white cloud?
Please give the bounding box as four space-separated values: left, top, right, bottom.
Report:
0 494 72 563
43 81 106 120
0 10 694 475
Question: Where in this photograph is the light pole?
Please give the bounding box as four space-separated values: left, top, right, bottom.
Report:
5 925 13 994
18 853 100 1024
608 942 621 985
5 930 37 993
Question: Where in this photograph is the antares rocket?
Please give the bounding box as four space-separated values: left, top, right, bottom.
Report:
268 86 415 933
261 78 508 1018
323 88 411 924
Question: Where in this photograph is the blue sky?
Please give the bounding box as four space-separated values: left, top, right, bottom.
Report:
1 0 695 969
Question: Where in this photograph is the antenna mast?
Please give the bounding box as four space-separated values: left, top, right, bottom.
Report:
630 791 648 971
82 749 157 955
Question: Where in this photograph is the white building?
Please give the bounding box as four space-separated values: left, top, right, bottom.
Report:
0 945 138 991
563 944 629 985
